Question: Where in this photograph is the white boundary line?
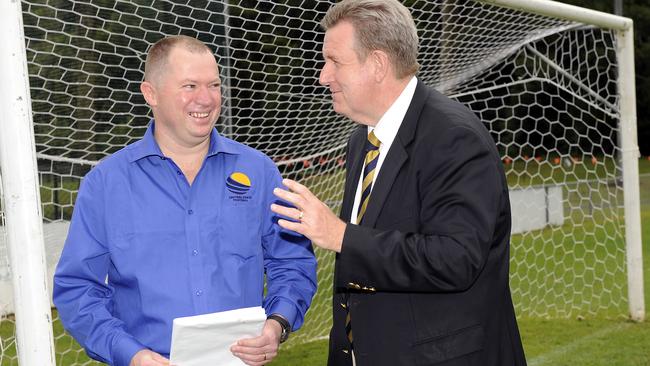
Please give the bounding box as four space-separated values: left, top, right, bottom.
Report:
528 322 632 366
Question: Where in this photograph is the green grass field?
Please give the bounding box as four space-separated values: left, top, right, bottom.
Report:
1 158 649 365
273 159 650 366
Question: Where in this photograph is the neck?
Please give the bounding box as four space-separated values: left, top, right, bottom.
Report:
365 76 412 127
155 131 211 185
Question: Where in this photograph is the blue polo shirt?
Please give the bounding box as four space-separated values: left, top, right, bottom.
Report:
53 122 317 366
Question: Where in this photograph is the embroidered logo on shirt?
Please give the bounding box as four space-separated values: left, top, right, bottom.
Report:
227 172 252 202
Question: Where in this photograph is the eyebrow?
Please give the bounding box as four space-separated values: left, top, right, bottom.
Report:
180 78 222 84
324 53 338 62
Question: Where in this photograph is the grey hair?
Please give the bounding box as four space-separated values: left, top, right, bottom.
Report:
321 0 419 78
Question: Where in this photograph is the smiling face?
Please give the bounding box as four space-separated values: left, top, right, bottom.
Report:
141 46 222 150
319 21 380 126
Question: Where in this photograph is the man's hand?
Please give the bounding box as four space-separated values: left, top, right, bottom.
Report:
271 178 346 252
129 349 170 366
231 319 282 365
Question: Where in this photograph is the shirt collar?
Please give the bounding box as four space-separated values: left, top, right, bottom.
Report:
127 120 240 162
369 76 418 148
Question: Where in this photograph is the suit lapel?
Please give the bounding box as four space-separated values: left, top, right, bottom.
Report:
360 80 430 228
361 143 407 227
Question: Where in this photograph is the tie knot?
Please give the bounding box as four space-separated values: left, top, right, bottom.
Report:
366 131 381 151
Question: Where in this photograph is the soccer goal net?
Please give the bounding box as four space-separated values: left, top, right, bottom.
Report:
0 0 643 364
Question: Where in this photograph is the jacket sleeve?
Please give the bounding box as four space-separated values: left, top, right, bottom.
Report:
261 160 318 331
53 170 145 366
335 124 507 293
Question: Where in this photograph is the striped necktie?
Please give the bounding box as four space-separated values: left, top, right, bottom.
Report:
356 131 381 224
344 131 380 350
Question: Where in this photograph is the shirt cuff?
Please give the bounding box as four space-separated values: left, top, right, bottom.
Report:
266 300 299 331
111 334 146 366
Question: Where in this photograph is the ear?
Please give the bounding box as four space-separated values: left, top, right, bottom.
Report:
370 50 390 82
140 81 158 107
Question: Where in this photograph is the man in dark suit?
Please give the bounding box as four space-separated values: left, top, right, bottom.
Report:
271 0 527 365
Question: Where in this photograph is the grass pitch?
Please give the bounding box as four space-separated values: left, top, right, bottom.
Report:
1 158 649 366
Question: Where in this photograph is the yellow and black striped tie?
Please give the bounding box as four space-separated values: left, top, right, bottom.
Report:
356 131 381 224
344 131 381 350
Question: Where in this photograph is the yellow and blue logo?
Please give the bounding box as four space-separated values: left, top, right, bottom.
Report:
226 172 251 194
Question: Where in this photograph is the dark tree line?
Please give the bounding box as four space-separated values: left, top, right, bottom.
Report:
562 0 650 155
21 0 648 166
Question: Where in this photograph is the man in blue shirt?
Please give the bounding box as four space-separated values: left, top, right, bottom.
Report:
53 35 317 366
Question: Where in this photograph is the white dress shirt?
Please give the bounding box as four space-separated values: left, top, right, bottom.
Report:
350 76 418 224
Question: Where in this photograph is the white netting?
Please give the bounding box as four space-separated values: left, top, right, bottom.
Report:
0 0 631 364
451 25 626 318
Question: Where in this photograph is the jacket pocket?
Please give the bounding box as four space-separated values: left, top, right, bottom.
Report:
412 324 484 365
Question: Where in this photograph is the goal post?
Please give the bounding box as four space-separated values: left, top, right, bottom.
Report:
616 23 644 322
0 1 56 366
0 0 644 364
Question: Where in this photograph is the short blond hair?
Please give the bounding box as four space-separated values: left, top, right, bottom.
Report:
321 0 419 78
144 35 213 84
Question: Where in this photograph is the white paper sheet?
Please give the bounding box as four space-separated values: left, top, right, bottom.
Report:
169 306 267 366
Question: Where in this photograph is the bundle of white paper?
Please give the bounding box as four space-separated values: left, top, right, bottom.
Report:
169 306 267 366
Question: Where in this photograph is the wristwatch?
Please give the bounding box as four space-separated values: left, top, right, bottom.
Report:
267 314 291 343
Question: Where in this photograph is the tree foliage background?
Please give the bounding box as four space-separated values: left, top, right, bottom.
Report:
20 0 649 168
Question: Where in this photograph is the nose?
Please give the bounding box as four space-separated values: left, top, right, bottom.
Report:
196 85 216 105
319 62 332 86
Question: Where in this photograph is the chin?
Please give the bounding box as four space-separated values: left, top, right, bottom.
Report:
335 108 354 121
187 120 213 132
332 103 345 115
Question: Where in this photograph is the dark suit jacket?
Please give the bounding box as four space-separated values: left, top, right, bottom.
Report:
327 80 527 366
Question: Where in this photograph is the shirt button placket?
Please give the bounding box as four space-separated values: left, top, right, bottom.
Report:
185 198 205 311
